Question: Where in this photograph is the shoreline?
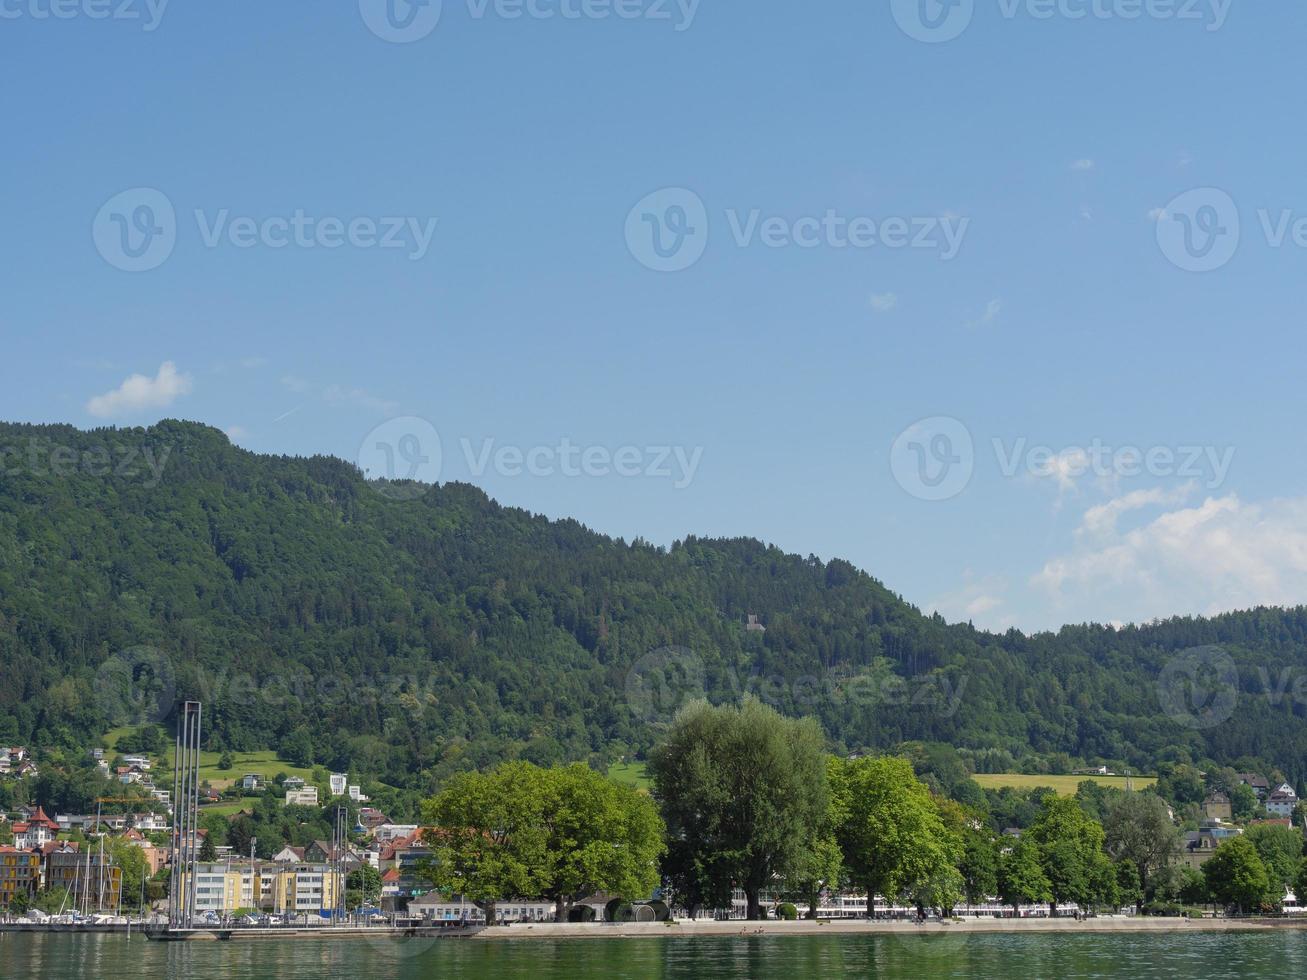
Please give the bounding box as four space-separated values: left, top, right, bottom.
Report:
472 916 1307 941
6 916 1307 942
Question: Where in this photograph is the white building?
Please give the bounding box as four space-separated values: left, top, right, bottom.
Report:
285 786 319 807
1267 785 1299 818
329 773 348 797
375 823 418 842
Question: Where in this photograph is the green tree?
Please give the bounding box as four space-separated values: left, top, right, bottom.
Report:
217 751 234 772
1114 860 1142 910
1203 836 1272 913
960 827 999 906
199 833 217 862
1102 793 1180 907
1229 783 1258 822
649 698 828 920
1245 823 1304 894
998 837 1051 913
828 755 955 917
1295 859 1307 912
785 833 843 920
347 864 382 908
536 764 665 922
107 838 148 909
421 761 550 925
1027 796 1110 913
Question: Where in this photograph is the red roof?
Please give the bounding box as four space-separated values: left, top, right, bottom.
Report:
29 807 58 829
382 868 400 882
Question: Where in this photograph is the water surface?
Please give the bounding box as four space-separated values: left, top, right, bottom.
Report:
3 929 1304 978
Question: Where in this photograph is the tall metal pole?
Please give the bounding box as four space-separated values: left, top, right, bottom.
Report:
187 702 201 928
170 718 182 926
176 706 191 927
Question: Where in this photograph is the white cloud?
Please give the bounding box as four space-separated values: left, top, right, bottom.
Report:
280 375 311 394
86 362 192 419
225 425 249 441
966 299 1001 328
323 385 399 415
1031 493 1307 624
1147 208 1168 223
1071 159 1096 171
869 292 898 314
1078 484 1196 538
928 574 1015 630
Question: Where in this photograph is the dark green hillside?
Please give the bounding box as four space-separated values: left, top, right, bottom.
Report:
1 420 1305 793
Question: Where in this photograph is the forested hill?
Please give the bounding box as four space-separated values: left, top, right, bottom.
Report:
1 420 1306 791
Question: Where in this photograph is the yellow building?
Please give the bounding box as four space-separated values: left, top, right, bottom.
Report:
177 863 342 915
268 864 343 916
179 863 261 913
0 847 41 907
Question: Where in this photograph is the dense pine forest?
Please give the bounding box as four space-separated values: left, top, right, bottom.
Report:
1 420 1306 794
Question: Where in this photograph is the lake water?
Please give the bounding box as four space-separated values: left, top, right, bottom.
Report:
3 930 1305 978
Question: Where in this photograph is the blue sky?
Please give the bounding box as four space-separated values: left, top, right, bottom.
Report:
2 0 1305 632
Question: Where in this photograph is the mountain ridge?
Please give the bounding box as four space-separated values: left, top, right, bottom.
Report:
1 419 1305 792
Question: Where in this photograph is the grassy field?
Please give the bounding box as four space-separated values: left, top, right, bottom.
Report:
102 725 138 751
198 801 254 817
607 764 1154 798
970 773 1156 794
162 750 318 791
607 762 652 791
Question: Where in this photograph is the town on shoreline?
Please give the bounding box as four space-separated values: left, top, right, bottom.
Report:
3 698 1306 938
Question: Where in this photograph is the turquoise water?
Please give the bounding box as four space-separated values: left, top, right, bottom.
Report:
3 930 1305 978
